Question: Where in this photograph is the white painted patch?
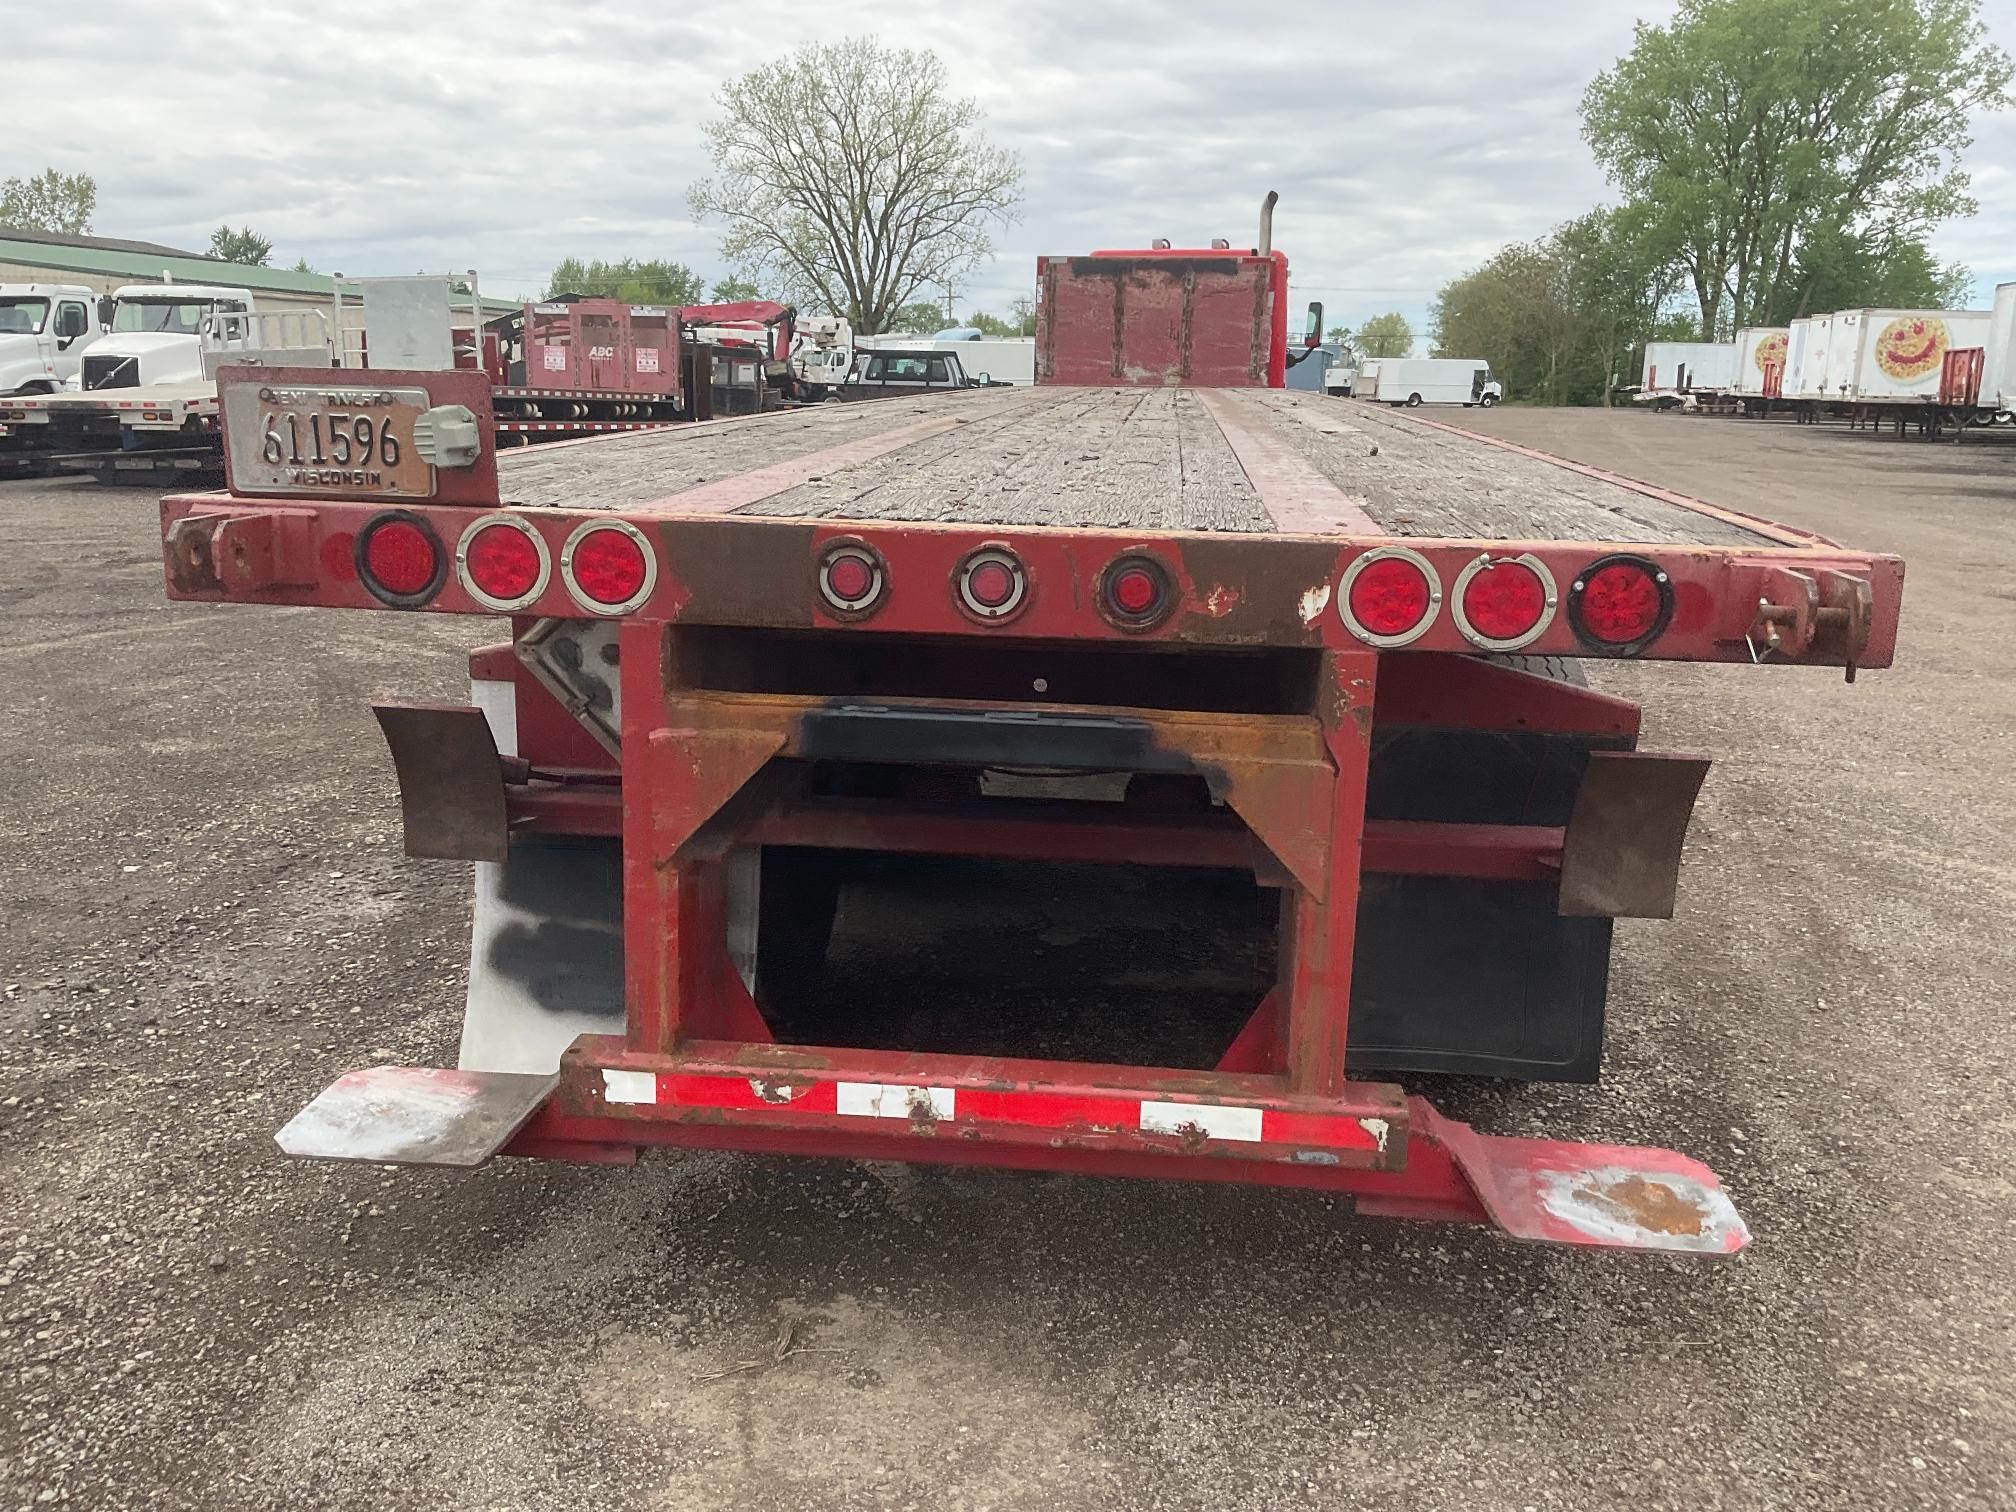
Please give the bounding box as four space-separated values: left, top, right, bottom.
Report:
1299 582 1333 624
1534 1164 1748 1254
747 1077 805 1105
1139 1101 1263 1142
836 1083 955 1121
1358 1117 1391 1153
601 1069 658 1105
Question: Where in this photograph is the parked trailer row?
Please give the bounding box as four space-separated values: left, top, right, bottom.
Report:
158 197 1903 1260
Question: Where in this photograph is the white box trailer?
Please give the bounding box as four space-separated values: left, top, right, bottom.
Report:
1640 341 1736 397
1361 357 1500 407
1821 307 1991 404
1785 314 1833 401
928 336 1035 386
1985 283 2016 412
1732 327 1790 399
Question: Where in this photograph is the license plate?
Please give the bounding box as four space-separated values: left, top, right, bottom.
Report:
221 382 436 498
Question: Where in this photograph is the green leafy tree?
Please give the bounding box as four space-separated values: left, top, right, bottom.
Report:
963 310 1023 338
689 37 1023 334
1354 312 1414 359
290 257 317 274
1325 324 1352 346
888 301 951 333
543 258 706 305
708 277 761 303
1008 297 1036 336
0 168 96 235
209 224 273 266
1792 229 1973 314
1583 0 2012 335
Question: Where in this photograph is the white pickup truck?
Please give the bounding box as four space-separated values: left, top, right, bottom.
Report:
0 283 104 394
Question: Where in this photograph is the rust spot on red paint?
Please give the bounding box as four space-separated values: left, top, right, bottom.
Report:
1576 1174 1705 1237
1201 585 1241 618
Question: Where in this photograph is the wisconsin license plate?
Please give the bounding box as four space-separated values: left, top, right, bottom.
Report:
222 382 436 497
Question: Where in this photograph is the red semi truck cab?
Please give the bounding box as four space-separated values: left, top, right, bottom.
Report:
159 204 1902 1257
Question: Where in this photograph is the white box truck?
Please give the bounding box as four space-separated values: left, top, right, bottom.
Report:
1363 357 1500 407
1824 308 1992 404
1732 327 1790 399
1638 341 1736 401
0 284 104 394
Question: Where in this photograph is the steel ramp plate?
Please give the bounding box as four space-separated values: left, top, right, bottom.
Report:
1419 1099 1750 1255
276 1065 557 1167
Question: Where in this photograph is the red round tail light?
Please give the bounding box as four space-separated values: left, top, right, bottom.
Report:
956 547 1027 621
562 520 656 614
457 515 550 612
355 512 446 606
818 541 886 617
1453 555 1556 650
1099 555 1173 629
1569 556 1671 652
1339 547 1440 646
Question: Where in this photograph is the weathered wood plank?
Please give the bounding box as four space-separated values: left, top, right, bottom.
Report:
1238 390 1774 547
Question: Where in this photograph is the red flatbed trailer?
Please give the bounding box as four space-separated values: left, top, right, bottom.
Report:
159 222 1902 1258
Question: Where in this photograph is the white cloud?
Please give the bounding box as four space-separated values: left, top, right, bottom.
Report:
7 0 2012 320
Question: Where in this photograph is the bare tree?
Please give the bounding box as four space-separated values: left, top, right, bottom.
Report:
689 38 1022 335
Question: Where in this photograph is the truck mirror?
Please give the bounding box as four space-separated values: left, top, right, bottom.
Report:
98 296 116 328
1305 301 1323 349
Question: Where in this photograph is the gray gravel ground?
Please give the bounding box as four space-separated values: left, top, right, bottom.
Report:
1 408 2012 1511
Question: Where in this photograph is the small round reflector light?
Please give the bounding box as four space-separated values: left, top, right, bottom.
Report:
817 541 886 616
956 547 1027 621
1337 546 1441 647
1452 554 1557 651
457 514 551 612
1569 555 1671 652
1099 555 1173 629
561 520 656 615
355 512 446 606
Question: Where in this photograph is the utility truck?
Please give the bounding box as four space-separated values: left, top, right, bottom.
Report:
0 283 103 393
159 194 1903 1257
1359 356 1500 407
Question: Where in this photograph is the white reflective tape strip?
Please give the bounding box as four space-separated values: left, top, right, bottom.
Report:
601 1069 657 1105
1139 1101 1264 1142
836 1082 955 1121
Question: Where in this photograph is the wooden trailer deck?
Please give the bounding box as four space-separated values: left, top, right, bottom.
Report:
496 386 1782 548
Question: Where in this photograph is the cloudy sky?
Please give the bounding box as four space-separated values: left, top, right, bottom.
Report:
8 0 2014 334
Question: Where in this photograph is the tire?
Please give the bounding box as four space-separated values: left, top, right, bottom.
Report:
1480 393 1498 408
1405 393 1423 407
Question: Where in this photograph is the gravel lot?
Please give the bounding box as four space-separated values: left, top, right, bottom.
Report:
1 410 2012 1511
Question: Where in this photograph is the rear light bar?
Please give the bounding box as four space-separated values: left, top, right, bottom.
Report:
1098 554 1175 631
956 546 1028 622
1339 546 1440 647
1568 555 1673 653
817 539 887 618
1451 554 1558 652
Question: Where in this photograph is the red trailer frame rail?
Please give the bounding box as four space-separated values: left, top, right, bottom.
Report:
173 323 1904 1257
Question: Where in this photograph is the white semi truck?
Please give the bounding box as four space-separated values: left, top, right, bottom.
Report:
0 283 104 394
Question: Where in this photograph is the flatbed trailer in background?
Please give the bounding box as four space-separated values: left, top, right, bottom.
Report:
159 203 1903 1258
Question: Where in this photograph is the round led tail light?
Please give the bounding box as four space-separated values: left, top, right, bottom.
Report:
456 514 551 612
956 546 1027 621
1451 554 1557 651
1568 555 1672 653
818 540 886 617
561 519 656 614
1099 555 1174 630
1338 546 1440 647
355 511 447 607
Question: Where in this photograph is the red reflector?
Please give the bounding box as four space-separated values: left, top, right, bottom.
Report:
1347 557 1432 637
1460 560 1548 642
362 519 439 598
967 560 1016 608
1111 566 1159 616
464 523 542 602
1577 560 1664 644
572 528 648 606
825 552 874 603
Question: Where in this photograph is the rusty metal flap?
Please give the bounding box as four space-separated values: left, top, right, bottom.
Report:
373 701 509 862
1558 750 1709 919
276 1065 556 1166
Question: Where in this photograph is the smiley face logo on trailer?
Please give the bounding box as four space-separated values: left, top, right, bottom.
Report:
1873 317 1948 381
1754 332 1787 373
